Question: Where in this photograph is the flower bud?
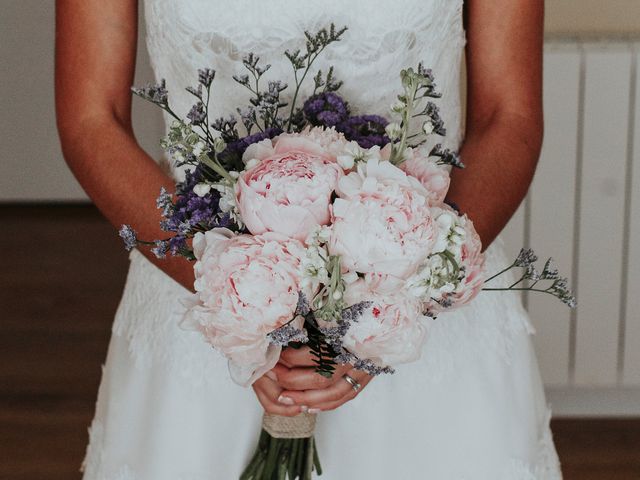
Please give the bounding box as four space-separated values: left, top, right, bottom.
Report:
390 100 406 113
193 182 212 197
385 122 402 140
422 121 434 135
337 153 355 170
192 141 207 157
213 137 227 153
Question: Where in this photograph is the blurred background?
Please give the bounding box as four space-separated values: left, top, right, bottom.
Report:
1 1 639 478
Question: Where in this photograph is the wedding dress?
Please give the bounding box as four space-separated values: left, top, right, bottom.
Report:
81 0 563 478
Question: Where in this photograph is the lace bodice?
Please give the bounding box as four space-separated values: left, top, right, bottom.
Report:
143 0 466 175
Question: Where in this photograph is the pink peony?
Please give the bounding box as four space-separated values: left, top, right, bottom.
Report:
236 133 344 242
342 280 428 367
181 228 308 386
399 151 450 206
328 157 438 293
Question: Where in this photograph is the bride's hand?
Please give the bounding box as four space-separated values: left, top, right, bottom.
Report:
270 346 373 413
251 375 304 418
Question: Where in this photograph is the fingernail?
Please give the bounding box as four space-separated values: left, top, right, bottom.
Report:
300 405 309 413
277 395 295 406
265 370 277 382
307 408 321 414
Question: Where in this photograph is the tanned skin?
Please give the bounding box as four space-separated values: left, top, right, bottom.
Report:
55 0 543 416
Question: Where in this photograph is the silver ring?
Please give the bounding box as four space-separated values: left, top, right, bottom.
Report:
342 374 361 392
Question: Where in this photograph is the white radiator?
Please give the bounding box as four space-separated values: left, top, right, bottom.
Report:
500 39 640 414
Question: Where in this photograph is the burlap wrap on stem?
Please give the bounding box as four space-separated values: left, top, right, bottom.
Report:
262 412 317 439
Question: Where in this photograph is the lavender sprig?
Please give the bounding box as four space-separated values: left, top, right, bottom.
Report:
233 54 288 132
118 225 138 251
429 144 465 168
483 248 577 308
284 24 348 130
312 66 343 94
267 324 309 347
334 350 395 376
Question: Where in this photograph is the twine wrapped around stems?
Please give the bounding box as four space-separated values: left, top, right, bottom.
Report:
263 412 317 439
240 412 322 479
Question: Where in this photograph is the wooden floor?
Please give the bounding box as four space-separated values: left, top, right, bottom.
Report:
1 205 639 479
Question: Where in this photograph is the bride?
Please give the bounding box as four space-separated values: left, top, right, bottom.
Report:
56 0 561 478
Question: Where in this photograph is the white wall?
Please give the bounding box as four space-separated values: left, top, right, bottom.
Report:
0 0 163 201
501 40 640 415
546 0 640 36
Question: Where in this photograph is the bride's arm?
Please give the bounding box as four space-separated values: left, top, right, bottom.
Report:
57 0 303 417
55 0 194 289
446 0 544 249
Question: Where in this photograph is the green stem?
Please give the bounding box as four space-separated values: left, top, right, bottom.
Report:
304 438 314 479
286 49 325 131
312 438 322 475
483 262 517 283
508 276 526 289
391 83 417 165
200 154 234 183
482 286 554 295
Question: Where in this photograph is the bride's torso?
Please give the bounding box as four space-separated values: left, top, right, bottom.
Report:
143 0 467 174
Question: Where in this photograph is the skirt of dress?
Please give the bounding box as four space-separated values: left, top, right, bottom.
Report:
81 237 562 480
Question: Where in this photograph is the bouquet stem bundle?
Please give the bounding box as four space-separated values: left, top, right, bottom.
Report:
241 413 322 480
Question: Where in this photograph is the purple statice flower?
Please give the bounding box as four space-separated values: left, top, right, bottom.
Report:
267 324 309 347
151 240 169 259
198 68 216 88
119 225 138 251
217 127 282 171
160 166 230 238
156 187 173 216
131 79 168 107
303 92 350 127
187 102 206 125
337 114 390 148
168 235 188 256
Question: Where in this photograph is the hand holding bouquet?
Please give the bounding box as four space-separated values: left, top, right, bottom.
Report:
121 24 575 480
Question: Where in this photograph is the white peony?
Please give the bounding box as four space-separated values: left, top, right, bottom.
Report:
328 157 437 294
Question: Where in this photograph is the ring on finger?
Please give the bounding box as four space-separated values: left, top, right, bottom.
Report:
342 373 362 392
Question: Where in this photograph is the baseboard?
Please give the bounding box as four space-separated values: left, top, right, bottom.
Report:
546 387 640 417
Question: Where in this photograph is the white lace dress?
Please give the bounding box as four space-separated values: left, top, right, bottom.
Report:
81 0 563 478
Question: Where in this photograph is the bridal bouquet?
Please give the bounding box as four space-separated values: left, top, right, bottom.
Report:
121 24 575 480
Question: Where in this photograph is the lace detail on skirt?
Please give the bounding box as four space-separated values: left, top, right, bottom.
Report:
82 419 214 480
501 410 563 480
112 249 225 389
81 420 135 480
